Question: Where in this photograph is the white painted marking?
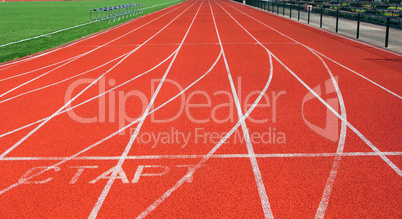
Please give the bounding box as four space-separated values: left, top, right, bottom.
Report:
69 166 99 184
73 42 297 47
0 54 87 99
274 53 402 176
89 166 129 184
0 32 229 197
143 0 183 11
18 166 60 184
310 50 402 99
132 165 170 183
136 118 243 219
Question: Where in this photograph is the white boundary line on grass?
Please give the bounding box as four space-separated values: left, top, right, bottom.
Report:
0 22 93 49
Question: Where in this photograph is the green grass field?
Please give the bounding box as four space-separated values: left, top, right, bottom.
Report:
0 0 183 63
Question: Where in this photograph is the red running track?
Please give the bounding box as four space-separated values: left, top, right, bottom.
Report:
0 0 401 218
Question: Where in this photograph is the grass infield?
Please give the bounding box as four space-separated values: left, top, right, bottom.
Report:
0 0 183 63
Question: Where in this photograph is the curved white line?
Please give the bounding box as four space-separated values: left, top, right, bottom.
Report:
308 49 347 219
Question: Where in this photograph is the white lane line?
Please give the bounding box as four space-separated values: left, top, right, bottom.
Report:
0 2 189 99
0 43 221 197
310 50 402 100
212 1 273 217
137 2 276 217
0 22 93 49
224 1 402 100
308 49 347 219
143 0 183 10
0 1 187 70
2 152 402 161
88 2 202 218
0 2 194 160
221 0 402 177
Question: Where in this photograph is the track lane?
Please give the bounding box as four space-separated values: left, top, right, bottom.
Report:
0 0 400 218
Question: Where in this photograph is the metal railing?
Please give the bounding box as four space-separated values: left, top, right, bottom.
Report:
90 4 144 23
